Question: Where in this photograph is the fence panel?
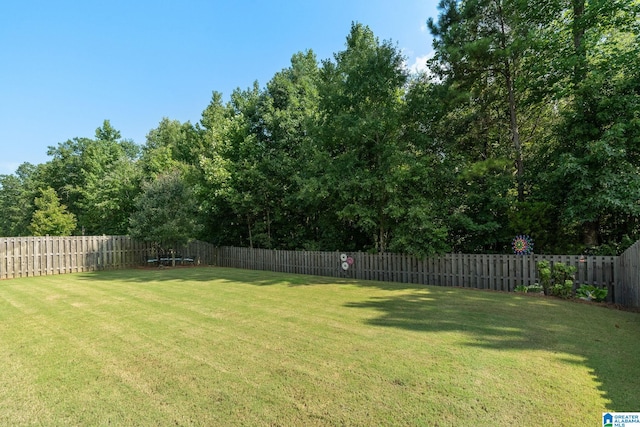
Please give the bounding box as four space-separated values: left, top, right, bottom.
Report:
1 237 635 309
0 236 216 279
212 246 630 304
616 241 640 308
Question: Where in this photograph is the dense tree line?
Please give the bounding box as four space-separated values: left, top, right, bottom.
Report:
1 1 638 255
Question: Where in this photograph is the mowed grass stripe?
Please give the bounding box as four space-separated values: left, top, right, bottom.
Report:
0 267 638 426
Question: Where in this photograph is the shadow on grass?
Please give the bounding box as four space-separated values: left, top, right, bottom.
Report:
74 266 382 288
73 266 241 284
74 267 640 410
344 283 640 412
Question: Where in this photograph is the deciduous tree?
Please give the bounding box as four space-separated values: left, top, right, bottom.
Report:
128 171 202 248
29 187 77 236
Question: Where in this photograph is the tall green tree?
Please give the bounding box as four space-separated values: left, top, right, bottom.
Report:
198 52 322 250
425 0 613 253
208 82 267 248
0 163 46 236
249 50 321 249
425 0 527 252
537 0 640 250
29 187 77 236
44 120 140 234
428 0 534 201
316 23 404 252
128 171 202 247
81 157 143 235
197 91 239 245
140 118 200 177
314 23 447 253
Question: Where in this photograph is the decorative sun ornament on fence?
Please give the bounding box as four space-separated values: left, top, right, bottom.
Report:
512 235 534 255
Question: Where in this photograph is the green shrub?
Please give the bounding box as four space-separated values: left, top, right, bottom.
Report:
537 260 552 295
515 284 528 293
536 261 576 298
550 280 574 299
576 284 608 302
514 283 544 294
526 283 543 294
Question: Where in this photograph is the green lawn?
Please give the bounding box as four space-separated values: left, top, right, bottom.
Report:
0 267 638 426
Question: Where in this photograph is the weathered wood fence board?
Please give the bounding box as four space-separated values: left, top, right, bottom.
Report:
617 240 640 308
216 247 630 305
0 236 217 279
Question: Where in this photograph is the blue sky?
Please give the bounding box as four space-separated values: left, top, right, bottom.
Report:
0 0 440 175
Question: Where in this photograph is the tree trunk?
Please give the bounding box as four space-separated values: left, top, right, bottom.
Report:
378 223 386 254
505 64 524 202
266 209 272 249
572 0 587 84
498 1 524 202
247 215 253 248
583 221 599 247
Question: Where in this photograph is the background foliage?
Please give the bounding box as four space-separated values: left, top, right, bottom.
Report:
1 2 638 255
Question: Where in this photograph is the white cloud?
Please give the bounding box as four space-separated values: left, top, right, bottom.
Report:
407 53 433 75
401 47 414 59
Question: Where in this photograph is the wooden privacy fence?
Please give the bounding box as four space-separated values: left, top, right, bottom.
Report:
217 246 623 303
616 239 640 308
0 236 217 280
2 236 638 308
